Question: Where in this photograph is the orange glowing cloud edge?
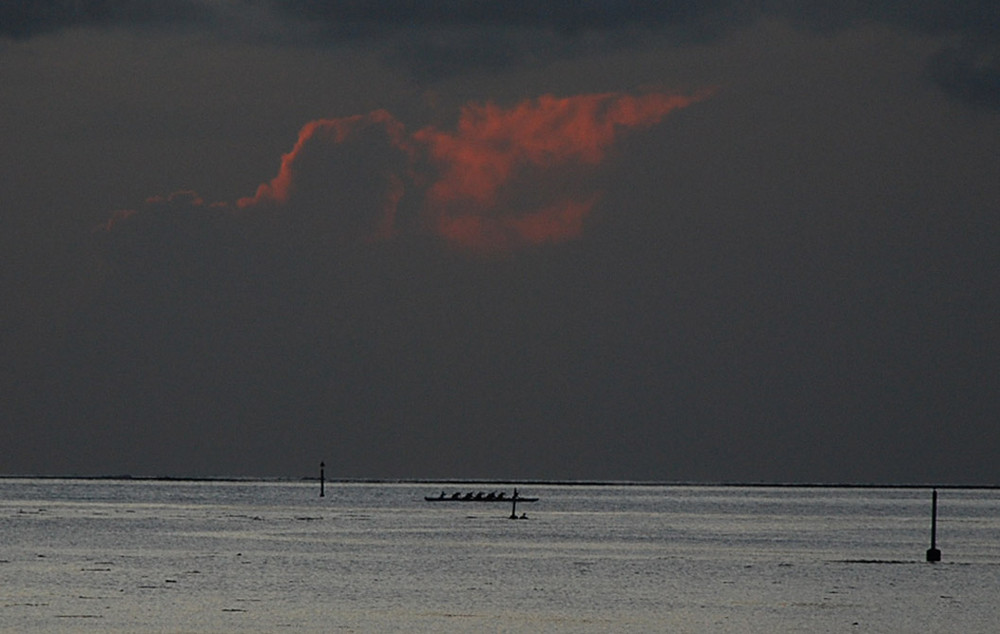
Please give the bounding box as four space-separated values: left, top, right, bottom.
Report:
236 110 411 209
117 89 714 253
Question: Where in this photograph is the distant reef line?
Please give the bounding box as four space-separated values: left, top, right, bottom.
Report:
0 474 997 489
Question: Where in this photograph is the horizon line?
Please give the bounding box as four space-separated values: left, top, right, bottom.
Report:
1 474 997 489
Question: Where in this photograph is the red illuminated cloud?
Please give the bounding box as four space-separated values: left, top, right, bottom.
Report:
413 91 710 253
119 90 709 255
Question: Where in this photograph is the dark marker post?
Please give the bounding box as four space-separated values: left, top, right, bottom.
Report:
319 461 325 498
926 488 941 562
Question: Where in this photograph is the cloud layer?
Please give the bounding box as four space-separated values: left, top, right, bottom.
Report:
111 90 707 254
4 1 997 107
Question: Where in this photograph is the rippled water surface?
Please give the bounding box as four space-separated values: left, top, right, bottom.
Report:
1 479 998 632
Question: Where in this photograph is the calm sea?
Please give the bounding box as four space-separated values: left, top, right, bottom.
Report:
1 479 998 632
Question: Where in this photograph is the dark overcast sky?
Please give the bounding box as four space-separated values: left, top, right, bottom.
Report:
2 1 999 482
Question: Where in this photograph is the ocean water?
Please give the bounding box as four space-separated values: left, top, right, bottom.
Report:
1 480 998 633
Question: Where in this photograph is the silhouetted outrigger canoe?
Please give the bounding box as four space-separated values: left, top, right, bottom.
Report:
424 492 538 503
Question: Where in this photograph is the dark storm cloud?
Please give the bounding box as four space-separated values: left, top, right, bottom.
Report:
260 1 1000 50
311 0 1000 111
763 1 1000 109
926 42 1000 110
265 0 735 32
0 0 212 38
265 0 748 79
6 1 997 43
764 0 999 34
271 1 1000 104
6 1 998 106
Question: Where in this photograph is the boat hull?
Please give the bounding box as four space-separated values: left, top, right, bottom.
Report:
424 496 538 503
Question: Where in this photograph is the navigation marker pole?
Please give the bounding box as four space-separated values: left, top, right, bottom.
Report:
320 461 325 498
926 488 941 562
